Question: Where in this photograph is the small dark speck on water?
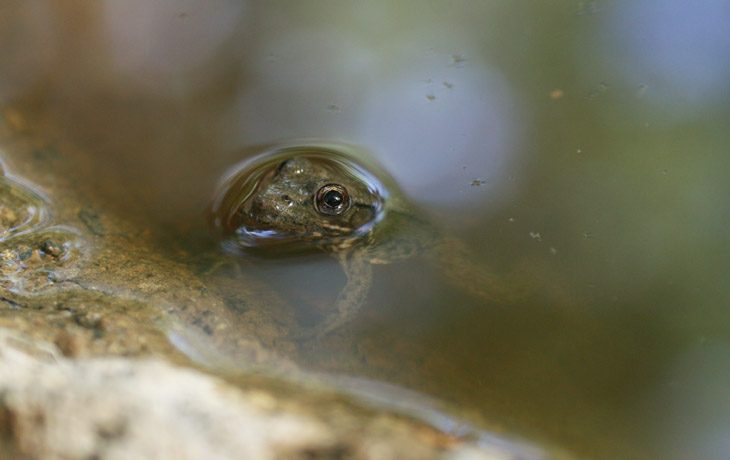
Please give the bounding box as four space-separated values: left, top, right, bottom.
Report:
583 232 593 239
426 94 436 101
451 54 466 66
576 1 600 15
470 179 486 186
326 104 341 112
442 81 454 89
586 82 609 99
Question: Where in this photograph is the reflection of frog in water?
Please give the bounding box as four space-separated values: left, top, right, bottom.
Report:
211 144 522 338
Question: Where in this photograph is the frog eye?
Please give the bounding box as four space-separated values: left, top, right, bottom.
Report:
314 183 350 216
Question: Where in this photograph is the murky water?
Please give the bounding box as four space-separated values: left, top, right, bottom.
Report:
2 1 730 459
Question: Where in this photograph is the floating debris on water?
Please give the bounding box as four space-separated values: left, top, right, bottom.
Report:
577 1 600 15
470 179 486 186
586 82 609 100
451 54 466 66
443 81 454 89
426 94 436 101
529 232 542 242
549 89 564 99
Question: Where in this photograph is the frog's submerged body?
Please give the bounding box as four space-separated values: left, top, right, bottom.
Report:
211 144 519 338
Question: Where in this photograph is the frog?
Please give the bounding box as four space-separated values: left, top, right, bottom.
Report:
210 143 524 339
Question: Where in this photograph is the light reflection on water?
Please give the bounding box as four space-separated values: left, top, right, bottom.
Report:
2 1 730 459
642 342 730 460
602 0 730 110
232 28 525 212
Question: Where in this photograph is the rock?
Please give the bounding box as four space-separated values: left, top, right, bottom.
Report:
0 328 541 460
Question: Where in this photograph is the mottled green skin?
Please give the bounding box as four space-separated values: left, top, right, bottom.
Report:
245 157 433 244
243 157 385 247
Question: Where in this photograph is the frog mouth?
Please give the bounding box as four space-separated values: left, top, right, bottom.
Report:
229 203 381 253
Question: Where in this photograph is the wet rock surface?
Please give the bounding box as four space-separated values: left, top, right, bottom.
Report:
1 328 519 460
0 108 289 367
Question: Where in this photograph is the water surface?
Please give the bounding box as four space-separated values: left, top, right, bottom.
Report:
2 2 729 459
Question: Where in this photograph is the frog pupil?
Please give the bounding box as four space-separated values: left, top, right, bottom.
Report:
315 184 349 216
323 190 343 208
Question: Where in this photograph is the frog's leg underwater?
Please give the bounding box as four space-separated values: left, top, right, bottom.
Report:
289 248 373 340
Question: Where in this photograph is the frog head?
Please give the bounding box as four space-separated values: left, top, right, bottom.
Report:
211 144 393 253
